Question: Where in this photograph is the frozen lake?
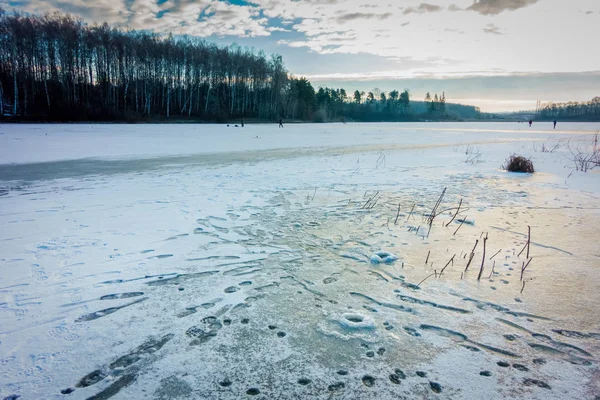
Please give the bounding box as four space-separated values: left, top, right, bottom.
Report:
0 122 599 399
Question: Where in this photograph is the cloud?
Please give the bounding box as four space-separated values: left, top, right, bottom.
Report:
483 23 503 35
336 12 392 23
403 3 442 15
467 0 540 15
3 0 130 25
5 0 598 84
302 57 464 80
128 0 272 37
267 26 291 32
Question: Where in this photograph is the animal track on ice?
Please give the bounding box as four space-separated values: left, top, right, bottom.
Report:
151 254 173 259
328 382 345 392
419 324 519 357
368 270 389 282
529 336 593 359
350 292 414 314
395 293 471 314
188 255 240 261
146 271 219 286
523 378 551 389
48 325 79 341
404 327 421 337
100 272 178 285
218 378 232 387
176 299 223 318
512 363 529 371
86 372 138 399
496 318 594 361
459 296 550 320
552 329 600 340
461 345 480 352
165 234 188 241
362 375 376 387
177 307 199 318
222 264 262 276
187 316 223 346
30 264 48 282
110 333 174 370
100 292 144 300
76 369 107 388
75 297 147 322
429 381 443 393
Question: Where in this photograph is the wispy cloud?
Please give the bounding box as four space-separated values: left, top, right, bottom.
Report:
403 3 442 15
467 0 540 15
445 28 465 34
483 23 503 35
302 69 600 81
336 12 392 24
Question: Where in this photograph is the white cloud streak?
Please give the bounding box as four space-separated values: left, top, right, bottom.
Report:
466 0 540 15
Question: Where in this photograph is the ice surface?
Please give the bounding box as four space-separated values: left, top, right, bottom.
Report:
0 122 599 399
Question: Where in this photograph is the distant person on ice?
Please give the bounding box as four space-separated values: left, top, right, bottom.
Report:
553 119 557 129
279 119 284 128
529 119 533 127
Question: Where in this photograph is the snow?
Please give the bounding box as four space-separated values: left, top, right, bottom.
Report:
370 251 398 264
0 122 599 399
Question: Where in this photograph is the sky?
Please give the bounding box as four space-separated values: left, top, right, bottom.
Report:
2 0 599 112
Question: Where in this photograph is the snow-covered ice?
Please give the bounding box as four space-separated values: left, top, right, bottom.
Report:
0 122 599 399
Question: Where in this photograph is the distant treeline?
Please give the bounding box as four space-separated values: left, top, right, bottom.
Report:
536 97 600 121
0 9 481 122
297 85 481 122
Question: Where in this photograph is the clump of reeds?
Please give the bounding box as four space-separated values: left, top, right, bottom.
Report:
503 155 534 173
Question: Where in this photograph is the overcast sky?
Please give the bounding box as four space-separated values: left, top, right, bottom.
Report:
3 0 599 111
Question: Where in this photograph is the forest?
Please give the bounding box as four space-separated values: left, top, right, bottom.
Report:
536 98 600 121
0 9 481 122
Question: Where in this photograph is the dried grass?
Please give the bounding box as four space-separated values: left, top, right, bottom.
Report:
503 155 534 173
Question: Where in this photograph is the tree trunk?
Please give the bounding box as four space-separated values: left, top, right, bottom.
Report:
0 81 4 116
13 62 18 116
166 86 170 119
204 81 211 113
